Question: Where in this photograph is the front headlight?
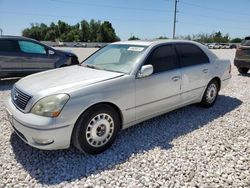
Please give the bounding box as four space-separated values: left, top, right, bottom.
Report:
31 94 69 117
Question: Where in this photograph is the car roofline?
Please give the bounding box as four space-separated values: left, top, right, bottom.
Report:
111 39 208 47
0 35 39 42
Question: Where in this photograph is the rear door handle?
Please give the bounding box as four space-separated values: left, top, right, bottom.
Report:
172 76 180 82
203 69 208 73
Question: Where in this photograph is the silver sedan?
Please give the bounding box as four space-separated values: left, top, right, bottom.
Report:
6 40 232 154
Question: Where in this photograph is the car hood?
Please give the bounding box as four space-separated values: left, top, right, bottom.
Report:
15 65 124 96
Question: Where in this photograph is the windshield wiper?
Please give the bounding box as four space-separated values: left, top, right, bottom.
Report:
84 64 125 74
84 64 100 70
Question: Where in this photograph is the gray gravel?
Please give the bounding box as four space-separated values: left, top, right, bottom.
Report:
0 49 249 188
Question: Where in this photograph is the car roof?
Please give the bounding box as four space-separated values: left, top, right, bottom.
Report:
0 35 38 42
113 39 206 47
114 39 218 61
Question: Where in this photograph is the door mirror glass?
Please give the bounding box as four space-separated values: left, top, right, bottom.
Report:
48 49 55 55
138 64 153 78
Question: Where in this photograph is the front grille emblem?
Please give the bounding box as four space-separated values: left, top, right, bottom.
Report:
14 92 18 101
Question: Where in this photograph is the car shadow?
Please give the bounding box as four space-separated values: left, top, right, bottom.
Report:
0 78 19 91
10 95 242 186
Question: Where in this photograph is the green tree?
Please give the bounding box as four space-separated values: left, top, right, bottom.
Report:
44 30 56 41
128 36 140 40
80 20 90 42
231 38 242 43
156 36 168 39
22 19 120 42
99 21 120 42
89 19 101 42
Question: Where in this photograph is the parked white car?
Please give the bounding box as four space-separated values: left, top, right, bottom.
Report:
208 43 216 49
6 40 232 154
221 43 231 49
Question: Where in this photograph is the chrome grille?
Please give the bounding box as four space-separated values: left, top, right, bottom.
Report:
12 87 32 110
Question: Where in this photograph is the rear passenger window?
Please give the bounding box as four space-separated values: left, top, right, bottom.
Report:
145 45 178 73
18 41 46 54
0 40 20 52
176 43 209 67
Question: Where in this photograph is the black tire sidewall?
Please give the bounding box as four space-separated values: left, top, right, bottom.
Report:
238 68 249 74
73 104 120 154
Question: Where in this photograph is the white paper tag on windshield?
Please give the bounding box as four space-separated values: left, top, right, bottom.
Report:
127 47 144 52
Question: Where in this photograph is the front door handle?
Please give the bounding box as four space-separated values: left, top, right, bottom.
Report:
172 76 180 82
203 69 208 73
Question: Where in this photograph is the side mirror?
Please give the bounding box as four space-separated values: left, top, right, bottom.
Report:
48 49 55 55
138 64 153 78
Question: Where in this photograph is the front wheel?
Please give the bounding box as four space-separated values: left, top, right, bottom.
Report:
238 68 249 74
72 104 121 154
200 80 219 108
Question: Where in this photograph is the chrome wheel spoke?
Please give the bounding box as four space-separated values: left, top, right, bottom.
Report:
85 113 114 148
206 83 217 103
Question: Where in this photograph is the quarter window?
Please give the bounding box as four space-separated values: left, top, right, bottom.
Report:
0 40 20 52
176 43 209 67
145 45 179 73
18 41 46 54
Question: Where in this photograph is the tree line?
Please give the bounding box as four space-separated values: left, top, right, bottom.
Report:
177 31 242 43
128 32 243 43
22 20 120 42
23 21 243 44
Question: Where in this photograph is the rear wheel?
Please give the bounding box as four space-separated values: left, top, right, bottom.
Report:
72 104 121 154
200 80 219 108
238 67 249 74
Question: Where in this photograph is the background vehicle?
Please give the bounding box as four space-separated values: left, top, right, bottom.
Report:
73 42 87 48
0 36 79 78
220 43 231 49
230 44 238 49
208 43 216 49
6 40 231 154
213 43 222 49
234 37 250 74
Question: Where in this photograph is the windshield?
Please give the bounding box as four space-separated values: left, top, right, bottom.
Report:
82 44 147 74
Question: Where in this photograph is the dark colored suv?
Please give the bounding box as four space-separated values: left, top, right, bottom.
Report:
0 36 79 78
234 36 250 74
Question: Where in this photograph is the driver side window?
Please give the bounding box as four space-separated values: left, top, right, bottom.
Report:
18 41 46 55
145 45 179 74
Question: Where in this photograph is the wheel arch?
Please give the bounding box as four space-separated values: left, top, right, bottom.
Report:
209 76 221 91
71 101 124 144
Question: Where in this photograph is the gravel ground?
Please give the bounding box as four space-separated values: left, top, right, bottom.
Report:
0 49 249 188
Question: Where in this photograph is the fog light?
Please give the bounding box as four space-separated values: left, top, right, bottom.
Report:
32 138 54 145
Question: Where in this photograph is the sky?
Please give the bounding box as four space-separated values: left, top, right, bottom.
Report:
0 0 250 40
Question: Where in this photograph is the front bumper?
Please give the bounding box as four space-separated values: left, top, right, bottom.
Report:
5 98 73 150
234 59 250 68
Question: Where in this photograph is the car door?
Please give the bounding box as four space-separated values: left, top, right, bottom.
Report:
135 44 181 120
18 40 57 74
175 43 211 103
0 39 23 77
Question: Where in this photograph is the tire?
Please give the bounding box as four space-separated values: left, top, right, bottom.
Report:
238 68 249 74
72 104 121 154
200 80 219 108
